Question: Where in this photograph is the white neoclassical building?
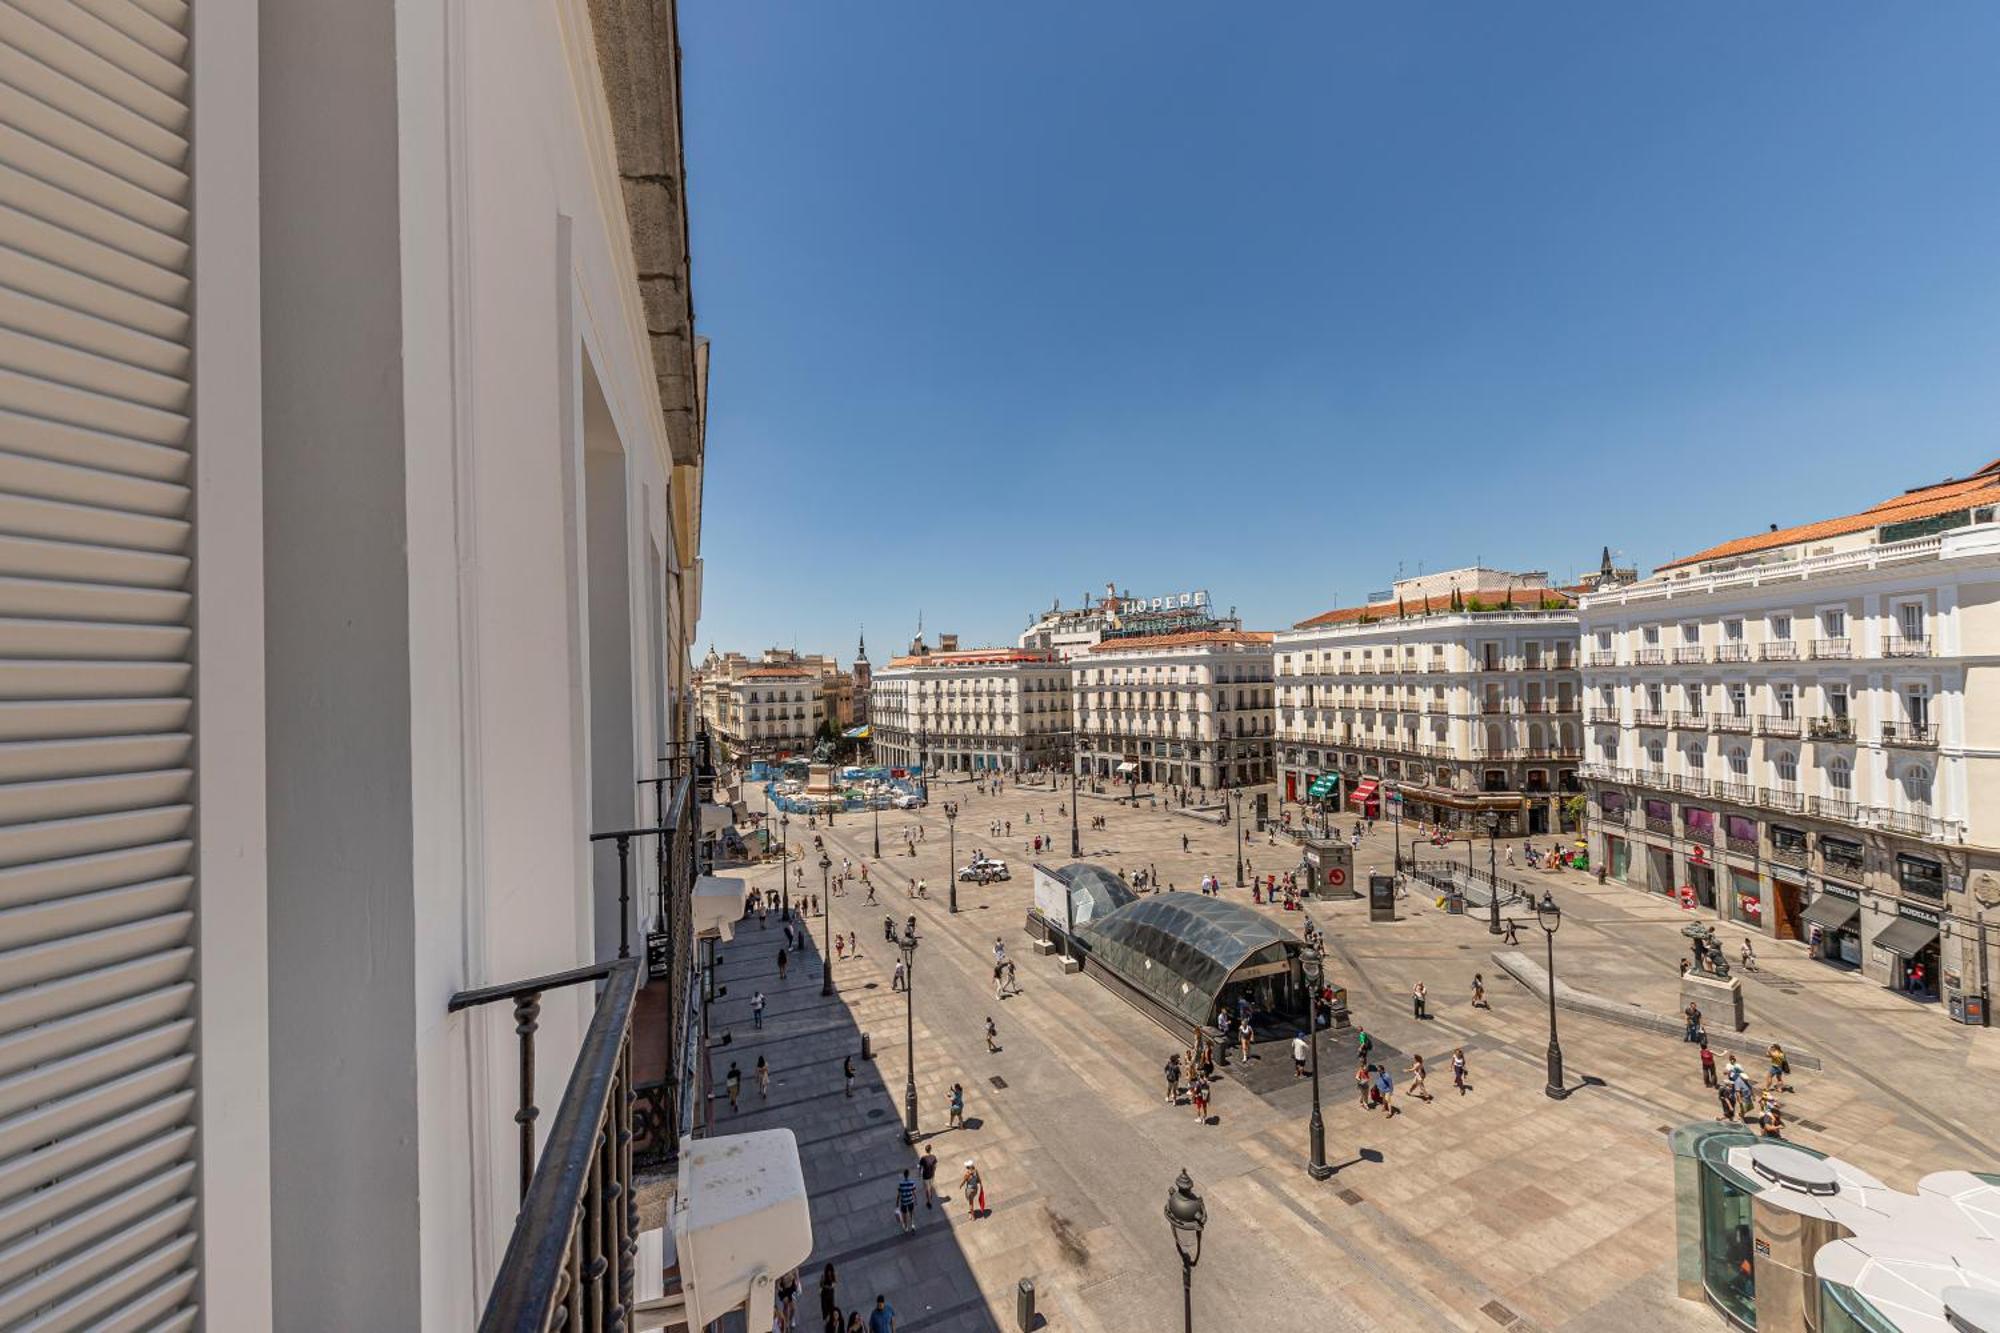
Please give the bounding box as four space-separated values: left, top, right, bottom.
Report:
1580 462 2000 1021
1275 569 1582 834
1073 631 1276 790
869 644 1072 774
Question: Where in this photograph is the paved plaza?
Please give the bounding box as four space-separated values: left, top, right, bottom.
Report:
706 777 2000 1332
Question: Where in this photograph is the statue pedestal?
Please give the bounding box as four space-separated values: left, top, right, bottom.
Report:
1681 972 1745 1034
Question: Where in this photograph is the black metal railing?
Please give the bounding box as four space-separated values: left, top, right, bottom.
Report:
454 959 641 1333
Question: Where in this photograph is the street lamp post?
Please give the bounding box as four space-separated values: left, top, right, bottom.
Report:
944 801 959 914
1164 1169 1206 1333
1233 789 1245 888
1538 890 1568 1099
872 784 881 860
1070 736 1082 859
1483 810 1503 935
819 852 834 997
1304 949 1333 1180
900 925 920 1140
779 813 790 914
1391 784 1402 881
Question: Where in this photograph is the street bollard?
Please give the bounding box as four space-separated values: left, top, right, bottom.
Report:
860 1032 873 1060
1016 1278 1035 1331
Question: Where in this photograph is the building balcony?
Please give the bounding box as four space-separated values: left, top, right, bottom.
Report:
1672 773 1708 796
1712 779 1756 805
1635 648 1666 665
1867 807 1961 842
1587 708 1621 725
1756 715 1802 739
1673 646 1707 665
1881 721 1938 748
1683 818 1713 845
1645 813 1673 835
1810 638 1852 660
1808 716 1855 742
1586 652 1618 668
1883 635 1932 658
1809 795 1859 821
1769 841 1809 868
1713 644 1750 663
1714 714 1752 734
1669 710 1708 731
1633 709 1668 728
1759 786 1804 813
1758 641 1799 662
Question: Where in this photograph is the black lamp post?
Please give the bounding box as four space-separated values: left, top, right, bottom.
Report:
1390 782 1402 881
1538 890 1568 1099
1233 789 1245 888
1482 810 1503 935
945 800 960 914
872 783 881 859
819 851 834 997
779 813 790 914
900 925 920 1140
1165 1169 1205 1333
1304 949 1333 1180
1070 735 1082 859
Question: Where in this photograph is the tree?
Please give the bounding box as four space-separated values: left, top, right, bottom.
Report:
1562 793 1588 829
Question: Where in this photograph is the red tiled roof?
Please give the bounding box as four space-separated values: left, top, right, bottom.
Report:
1657 460 2000 571
1087 630 1274 653
1292 587 1574 630
741 666 814 679
883 648 1053 669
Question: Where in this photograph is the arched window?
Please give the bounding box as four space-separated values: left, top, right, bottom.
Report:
1647 740 1665 766
1902 766 1933 812
1727 747 1748 778
1827 756 1852 794
1775 752 1798 785
1685 745 1705 773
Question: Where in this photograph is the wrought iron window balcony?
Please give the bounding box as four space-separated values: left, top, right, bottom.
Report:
1586 652 1618 668
1669 710 1708 731
1672 773 1709 796
1883 635 1932 657
1634 709 1668 728
1712 779 1756 805
1673 646 1707 664
1758 641 1799 661
1713 714 1753 734
1587 708 1621 725
1645 814 1674 835
1810 638 1852 659
1881 721 1938 748
1769 841 1809 866
1756 715 1802 738
1808 716 1854 742
1760 786 1803 812
1714 644 1750 663
1809 795 1859 821
1868 806 1959 841
1682 819 1714 845
1635 648 1667 665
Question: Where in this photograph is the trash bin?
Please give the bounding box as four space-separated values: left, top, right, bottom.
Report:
1016 1278 1035 1331
860 1032 873 1060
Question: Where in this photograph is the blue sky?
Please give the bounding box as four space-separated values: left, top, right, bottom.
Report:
679 3 2000 664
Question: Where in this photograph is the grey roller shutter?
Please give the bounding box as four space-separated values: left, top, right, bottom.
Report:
0 0 198 1329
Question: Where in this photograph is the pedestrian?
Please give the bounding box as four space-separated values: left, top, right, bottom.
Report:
777 947 788 981
1768 1043 1793 1093
1409 1052 1431 1101
1452 1047 1468 1096
1238 1017 1253 1062
895 1169 917 1233
1190 1074 1210 1123
1684 1002 1703 1043
751 989 768 1029
1679 956 1691 978
1700 1040 1717 1088
726 1061 742 1112
892 958 905 992
868 1294 897 1333
1503 918 1520 946
1471 974 1487 1009
919 1147 937 1207
949 1082 965 1129
1165 1052 1182 1104
1005 959 1018 995
847 1313 865 1333
776 1270 799 1332
1292 1033 1309 1077
960 1159 982 1214
1356 1060 1374 1108
1356 1029 1373 1062
848 931 858 958
1377 1064 1397 1116
985 1016 999 1052
835 935 845 961
1412 980 1427 1020
819 1264 839 1332
757 1054 770 1098
1717 1080 1737 1122
843 1055 855 1097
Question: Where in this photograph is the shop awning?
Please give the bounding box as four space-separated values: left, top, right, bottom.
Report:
1874 916 1939 957
1115 761 1139 775
1349 778 1379 805
1799 894 1859 933
1307 775 1338 799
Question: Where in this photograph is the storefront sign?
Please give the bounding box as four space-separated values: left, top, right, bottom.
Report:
1119 589 1209 614
1898 904 1942 925
1820 880 1860 901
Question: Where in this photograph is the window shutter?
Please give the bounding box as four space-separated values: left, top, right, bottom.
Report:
0 0 198 1328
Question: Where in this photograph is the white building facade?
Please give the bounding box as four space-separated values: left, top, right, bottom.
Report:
1074 632 1276 789
1580 465 2000 1021
1276 571 1582 834
869 648 1072 774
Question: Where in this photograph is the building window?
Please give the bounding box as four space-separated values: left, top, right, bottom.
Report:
1826 683 1850 720
1822 836 1863 874
1680 622 1699 644
1727 748 1748 777
1827 757 1852 794
1775 683 1796 719
1728 684 1748 718
1904 684 1930 730
1896 602 1926 642
1647 740 1665 766
1771 614 1792 642
1896 854 1943 900
1901 766 1933 812
1723 619 1743 642
1822 608 1846 638
1643 625 1660 646
1775 752 1798 785
1684 745 1705 774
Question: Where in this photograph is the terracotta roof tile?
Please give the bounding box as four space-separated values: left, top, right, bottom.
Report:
1292 587 1574 630
1658 464 2000 570
883 648 1054 669
1087 630 1274 653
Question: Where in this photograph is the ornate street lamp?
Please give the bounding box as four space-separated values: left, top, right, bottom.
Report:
945 800 960 914
779 812 790 914
1482 809 1503 935
819 851 835 997
1538 890 1568 1099
1069 735 1082 859
1304 949 1333 1180
1164 1168 1206 1333
872 780 881 859
900 925 920 1140
1233 788 1245 888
